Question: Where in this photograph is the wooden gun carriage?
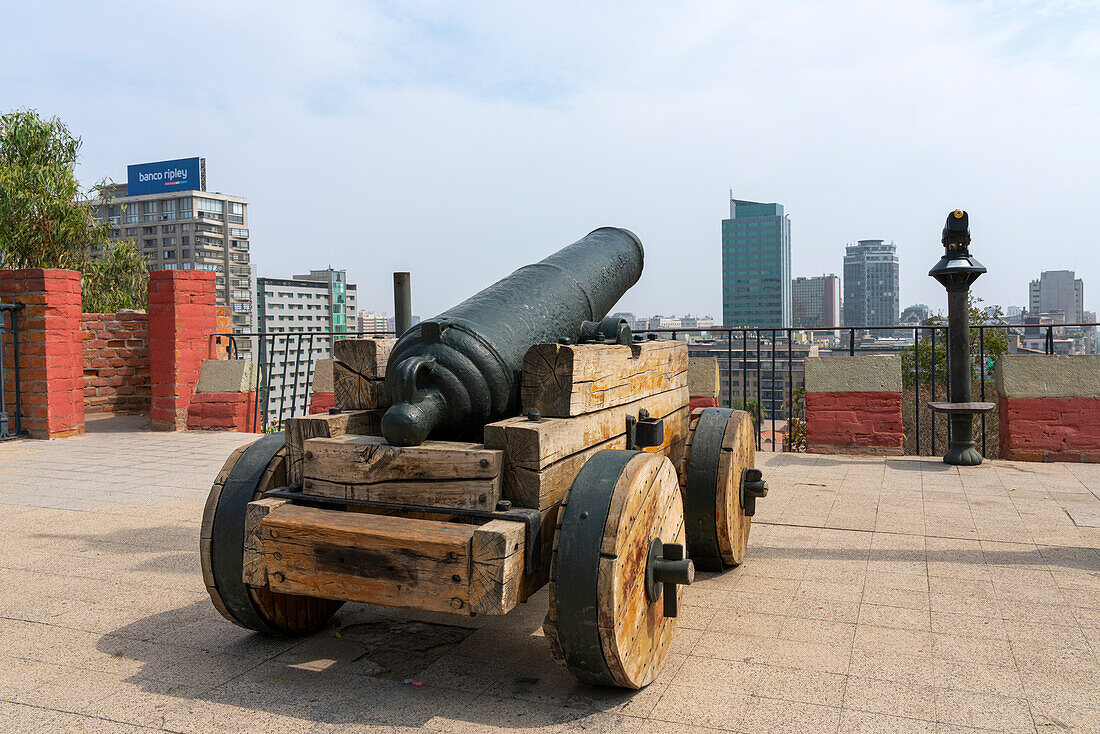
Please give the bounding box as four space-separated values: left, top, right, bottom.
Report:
200 229 767 689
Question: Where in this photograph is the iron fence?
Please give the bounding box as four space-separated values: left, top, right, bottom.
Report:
1 303 24 440
651 322 1099 457
214 330 395 432
214 322 1097 454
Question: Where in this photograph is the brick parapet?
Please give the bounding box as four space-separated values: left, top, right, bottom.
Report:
998 395 1100 463
147 271 217 431
805 391 904 455
81 310 150 416
186 391 257 432
309 391 335 414
0 269 85 438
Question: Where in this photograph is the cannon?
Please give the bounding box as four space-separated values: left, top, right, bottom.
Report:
200 227 767 689
382 227 644 446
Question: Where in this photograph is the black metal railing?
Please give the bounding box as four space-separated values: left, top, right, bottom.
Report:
213 322 1097 453
213 330 395 432
648 322 1098 457
1 303 24 440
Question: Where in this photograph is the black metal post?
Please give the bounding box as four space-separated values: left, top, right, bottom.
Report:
394 272 412 337
928 210 990 466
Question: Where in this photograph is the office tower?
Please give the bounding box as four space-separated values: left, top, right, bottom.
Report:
1029 270 1085 321
357 311 389 333
94 158 254 354
255 268 357 426
791 275 840 329
722 197 792 328
843 239 899 327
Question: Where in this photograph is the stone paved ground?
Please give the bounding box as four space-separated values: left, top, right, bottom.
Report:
1 418 1098 733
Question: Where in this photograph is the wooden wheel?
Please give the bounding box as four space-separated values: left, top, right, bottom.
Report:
200 433 342 635
682 408 766 570
544 450 693 689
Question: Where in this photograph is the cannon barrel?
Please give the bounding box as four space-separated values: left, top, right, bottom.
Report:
382 227 644 446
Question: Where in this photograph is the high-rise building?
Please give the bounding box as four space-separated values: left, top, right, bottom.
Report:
722 197 792 328
843 239 899 327
94 158 254 353
900 304 932 325
256 268 357 427
791 275 840 329
1029 270 1084 322
357 311 389 333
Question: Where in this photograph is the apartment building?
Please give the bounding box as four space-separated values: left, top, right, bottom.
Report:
256 269 357 427
792 275 840 329
843 239 899 328
94 158 254 355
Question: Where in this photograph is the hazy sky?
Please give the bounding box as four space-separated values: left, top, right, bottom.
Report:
2 1 1097 321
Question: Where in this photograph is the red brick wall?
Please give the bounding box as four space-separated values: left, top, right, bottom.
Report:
81 311 150 415
148 271 216 431
998 396 1100 463
0 269 84 438
186 391 257 432
805 391 903 455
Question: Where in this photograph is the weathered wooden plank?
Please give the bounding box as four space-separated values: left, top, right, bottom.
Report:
502 406 689 510
303 477 500 511
284 411 374 485
484 385 688 472
333 338 395 412
262 503 477 615
521 341 688 417
243 498 288 587
469 519 526 615
333 338 396 377
302 435 501 484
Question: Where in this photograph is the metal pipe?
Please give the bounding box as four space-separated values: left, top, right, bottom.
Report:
394 272 412 337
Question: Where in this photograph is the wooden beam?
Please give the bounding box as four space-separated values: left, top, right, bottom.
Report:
242 498 288 587
284 410 375 485
469 519 526 615
333 338 396 412
260 503 524 616
262 503 477 615
521 341 687 417
502 406 688 510
302 435 501 484
303 477 500 511
484 385 688 471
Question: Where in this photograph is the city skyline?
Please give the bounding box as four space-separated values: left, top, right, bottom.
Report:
4 2 1097 323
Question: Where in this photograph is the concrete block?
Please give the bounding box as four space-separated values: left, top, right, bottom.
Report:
804 355 902 393
994 355 1100 398
687 356 720 398
194 359 258 394
311 358 334 393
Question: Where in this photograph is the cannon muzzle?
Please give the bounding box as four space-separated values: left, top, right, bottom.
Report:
382 227 644 445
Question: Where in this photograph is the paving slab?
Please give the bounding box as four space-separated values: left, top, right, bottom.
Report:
1 422 1098 732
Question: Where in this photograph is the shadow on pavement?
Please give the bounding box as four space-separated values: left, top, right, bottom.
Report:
99 598 635 729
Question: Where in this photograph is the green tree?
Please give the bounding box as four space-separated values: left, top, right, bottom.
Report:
0 109 148 311
901 294 1010 389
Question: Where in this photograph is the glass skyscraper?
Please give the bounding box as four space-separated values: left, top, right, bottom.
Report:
722 198 792 328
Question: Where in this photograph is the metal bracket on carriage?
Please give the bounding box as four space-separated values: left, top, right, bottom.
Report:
644 539 694 618
625 408 664 451
740 467 768 517
577 316 632 346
